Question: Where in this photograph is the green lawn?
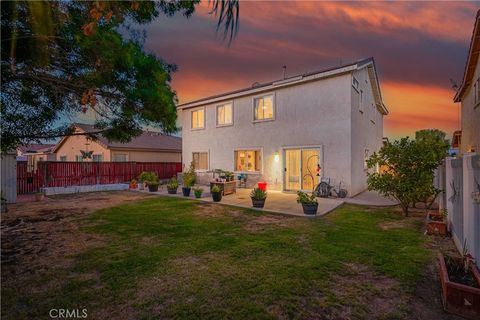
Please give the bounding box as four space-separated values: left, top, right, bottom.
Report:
3 197 432 319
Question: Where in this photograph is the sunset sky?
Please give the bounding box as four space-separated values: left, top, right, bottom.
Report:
141 1 478 139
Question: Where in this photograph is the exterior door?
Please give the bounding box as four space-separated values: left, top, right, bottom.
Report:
284 148 321 191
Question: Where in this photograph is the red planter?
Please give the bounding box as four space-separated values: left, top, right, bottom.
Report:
258 182 267 191
426 221 448 236
438 253 480 320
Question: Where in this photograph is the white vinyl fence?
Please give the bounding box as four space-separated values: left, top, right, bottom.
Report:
441 154 480 268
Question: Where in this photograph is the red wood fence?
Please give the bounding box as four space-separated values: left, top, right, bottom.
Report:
17 161 182 194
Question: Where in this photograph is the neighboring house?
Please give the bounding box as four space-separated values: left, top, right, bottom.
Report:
17 144 56 172
454 10 480 154
178 57 388 196
53 123 182 162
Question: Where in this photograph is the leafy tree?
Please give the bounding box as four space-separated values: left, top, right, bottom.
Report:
366 133 448 216
1 0 240 153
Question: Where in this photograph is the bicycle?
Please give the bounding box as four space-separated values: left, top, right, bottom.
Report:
314 178 348 198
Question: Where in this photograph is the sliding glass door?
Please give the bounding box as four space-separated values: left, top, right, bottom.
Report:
284 148 321 191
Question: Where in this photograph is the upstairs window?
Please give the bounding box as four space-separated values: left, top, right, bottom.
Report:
191 108 205 129
217 103 233 126
254 95 274 121
359 89 364 113
475 78 480 104
352 76 359 91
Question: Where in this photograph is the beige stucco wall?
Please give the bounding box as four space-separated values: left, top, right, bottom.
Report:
110 149 181 162
350 68 384 196
181 73 367 192
460 57 480 154
55 134 111 161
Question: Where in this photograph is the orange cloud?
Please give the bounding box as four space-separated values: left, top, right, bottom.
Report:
382 82 460 139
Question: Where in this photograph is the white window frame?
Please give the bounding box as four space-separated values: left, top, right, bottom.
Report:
234 148 263 174
352 76 359 92
252 93 275 123
59 155 67 162
216 102 234 127
92 154 103 162
192 151 209 172
359 89 364 113
191 107 205 130
112 153 128 162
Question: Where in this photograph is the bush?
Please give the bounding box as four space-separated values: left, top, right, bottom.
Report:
167 177 178 190
366 132 448 216
183 162 196 187
296 191 317 204
250 188 267 200
211 185 221 193
138 172 158 184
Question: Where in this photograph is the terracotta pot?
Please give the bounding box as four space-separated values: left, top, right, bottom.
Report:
426 221 448 236
438 253 480 319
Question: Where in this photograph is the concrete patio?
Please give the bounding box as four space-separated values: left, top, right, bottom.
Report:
137 187 344 217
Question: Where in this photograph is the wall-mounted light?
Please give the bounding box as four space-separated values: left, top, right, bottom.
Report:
274 151 280 162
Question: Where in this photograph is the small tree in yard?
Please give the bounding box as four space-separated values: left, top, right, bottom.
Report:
366 133 448 216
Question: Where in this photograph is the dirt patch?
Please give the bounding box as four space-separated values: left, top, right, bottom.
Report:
379 217 420 230
326 263 405 319
1 191 152 277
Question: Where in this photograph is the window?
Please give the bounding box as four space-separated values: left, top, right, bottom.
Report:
192 152 208 170
253 95 274 121
352 76 359 91
75 155 83 162
59 156 67 162
216 103 233 126
191 108 205 129
235 150 262 172
359 89 364 113
92 154 103 162
113 154 127 162
475 78 480 104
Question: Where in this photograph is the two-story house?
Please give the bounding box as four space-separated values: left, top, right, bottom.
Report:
178 58 388 196
454 10 480 154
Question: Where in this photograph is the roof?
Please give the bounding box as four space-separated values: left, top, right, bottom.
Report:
177 57 388 115
17 144 56 154
54 123 182 153
454 10 480 102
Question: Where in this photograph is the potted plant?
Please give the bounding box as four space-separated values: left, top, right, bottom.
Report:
167 177 179 194
438 241 480 319
35 191 45 202
182 162 196 197
138 171 150 190
426 208 448 236
146 172 160 192
211 185 222 202
250 188 267 208
296 191 318 215
1 191 7 213
194 187 203 199
129 179 138 190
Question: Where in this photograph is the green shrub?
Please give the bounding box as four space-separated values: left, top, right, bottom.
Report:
167 177 178 189
296 191 317 204
183 162 196 187
211 185 221 193
250 188 267 200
